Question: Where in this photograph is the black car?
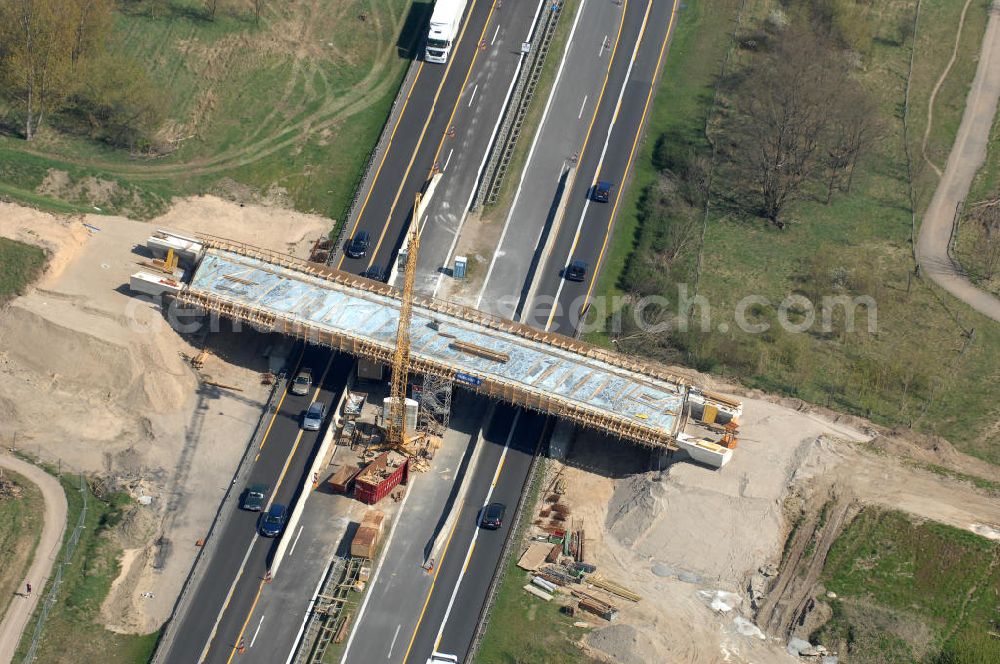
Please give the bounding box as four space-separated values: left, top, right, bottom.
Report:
362 264 386 282
565 259 588 282
259 503 288 537
480 502 506 530
240 484 269 511
592 180 614 203
346 230 371 258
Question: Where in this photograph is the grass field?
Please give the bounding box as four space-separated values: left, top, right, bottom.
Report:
13 470 157 664
0 469 44 623
587 0 1000 467
815 509 1000 663
0 238 47 305
0 0 421 224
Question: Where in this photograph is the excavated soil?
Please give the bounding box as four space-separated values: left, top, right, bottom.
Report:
0 197 331 632
552 392 1000 664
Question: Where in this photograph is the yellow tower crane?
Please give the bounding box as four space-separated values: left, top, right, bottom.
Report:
385 192 422 447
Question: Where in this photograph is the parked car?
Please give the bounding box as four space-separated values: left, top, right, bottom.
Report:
302 401 327 431
290 368 313 396
346 230 371 258
564 259 588 282
479 502 506 530
591 180 614 203
362 264 386 282
258 503 288 537
240 484 269 511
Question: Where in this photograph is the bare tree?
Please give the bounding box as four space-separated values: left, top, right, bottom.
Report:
729 28 850 227
205 0 219 20
253 0 265 24
67 0 112 66
824 85 877 203
969 199 1000 279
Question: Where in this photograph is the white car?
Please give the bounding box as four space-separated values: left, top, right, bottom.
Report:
426 653 458 664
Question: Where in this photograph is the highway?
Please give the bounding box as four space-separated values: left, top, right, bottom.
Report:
475 0 625 320
164 0 682 658
397 0 681 657
525 0 678 335
161 347 351 664
403 406 549 664
337 0 530 280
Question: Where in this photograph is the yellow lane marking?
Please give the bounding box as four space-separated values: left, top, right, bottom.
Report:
365 0 495 270
224 581 265 664
401 500 465 663
579 0 679 318
218 352 336 661
337 63 426 270
256 345 305 458
541 0 628 330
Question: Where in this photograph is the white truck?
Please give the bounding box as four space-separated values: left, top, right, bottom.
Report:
425 0 468 63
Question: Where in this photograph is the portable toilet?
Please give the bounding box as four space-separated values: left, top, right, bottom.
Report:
454 255 467 279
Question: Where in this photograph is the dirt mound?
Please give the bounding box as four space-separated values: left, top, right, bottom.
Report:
585 624 658 664
605 473 663 548
0 303 191 421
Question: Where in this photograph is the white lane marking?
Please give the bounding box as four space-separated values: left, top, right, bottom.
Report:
600 34 608 56
431 0 548 299
284 559 335 664
491 24 501 45
433 411 522 650
474 0 589 311
250 614 266 648
387 624 402 659
198 533 259 661
467 84 479 107
443 148 454 172
288 525 304 556
545 0 652 332
578 95 588 119
339 474 416 663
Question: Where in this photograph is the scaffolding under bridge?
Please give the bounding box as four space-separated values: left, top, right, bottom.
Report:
163 234 741 460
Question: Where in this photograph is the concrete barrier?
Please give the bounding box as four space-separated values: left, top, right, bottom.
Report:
423 403 496 567
270 369 355 577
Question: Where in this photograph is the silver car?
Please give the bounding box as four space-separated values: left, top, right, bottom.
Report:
302 401 326 431
290 368 313 396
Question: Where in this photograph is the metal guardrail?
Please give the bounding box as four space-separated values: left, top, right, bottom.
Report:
149 374 287 664
328 59 424 265
465 418 554 661
474 1 563 210
21 473 87 664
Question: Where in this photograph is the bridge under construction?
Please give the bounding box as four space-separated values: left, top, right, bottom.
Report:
132 231 742 467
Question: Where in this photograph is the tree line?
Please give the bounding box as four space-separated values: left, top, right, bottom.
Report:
0 0 162 149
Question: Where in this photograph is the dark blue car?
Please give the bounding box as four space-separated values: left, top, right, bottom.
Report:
258 504 288 537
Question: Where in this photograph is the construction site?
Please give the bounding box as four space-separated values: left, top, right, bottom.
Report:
132 226 743 469
0 199 997 664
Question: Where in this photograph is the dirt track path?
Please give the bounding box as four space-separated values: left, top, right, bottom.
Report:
916 0 1000 323
0 455 67 664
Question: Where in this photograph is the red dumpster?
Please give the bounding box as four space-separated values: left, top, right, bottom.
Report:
354 452 409 505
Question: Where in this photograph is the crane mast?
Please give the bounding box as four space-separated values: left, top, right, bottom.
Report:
386 192 422 446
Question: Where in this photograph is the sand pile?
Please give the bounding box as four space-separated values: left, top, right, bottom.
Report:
0 196 331 632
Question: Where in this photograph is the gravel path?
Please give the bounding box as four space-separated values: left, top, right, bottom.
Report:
0 455 67 664
916 0 1000 323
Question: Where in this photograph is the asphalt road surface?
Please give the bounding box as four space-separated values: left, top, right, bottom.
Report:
528 0 679 335
475 0 626 320
337 0 526 280
414 0 548 296
404 406 548 664
162 347 351 664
